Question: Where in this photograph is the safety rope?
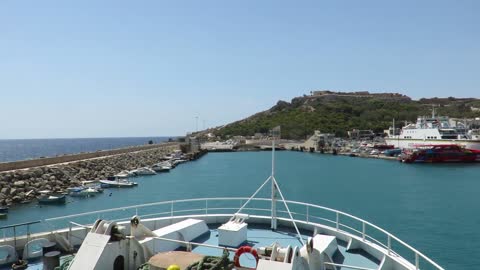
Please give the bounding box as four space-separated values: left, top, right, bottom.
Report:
54 255 74 270
186 249 233 270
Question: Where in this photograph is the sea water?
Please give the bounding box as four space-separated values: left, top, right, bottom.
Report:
1 151 478 269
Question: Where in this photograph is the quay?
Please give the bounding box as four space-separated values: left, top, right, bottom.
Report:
0 141 206 207
0 143 179 173
338 152 398 161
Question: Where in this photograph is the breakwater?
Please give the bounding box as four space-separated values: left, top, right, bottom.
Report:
0 137 172 163
0 143 181 206
0 143 178 172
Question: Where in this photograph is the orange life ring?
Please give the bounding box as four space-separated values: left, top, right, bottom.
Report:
234 246 259 268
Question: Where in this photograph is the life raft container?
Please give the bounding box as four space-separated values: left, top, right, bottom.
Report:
234 245 259 268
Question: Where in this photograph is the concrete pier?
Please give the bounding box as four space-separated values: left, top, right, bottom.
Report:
0 143 182 206
0 143 179 172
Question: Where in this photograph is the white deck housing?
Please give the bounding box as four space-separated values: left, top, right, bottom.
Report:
139 218 208 253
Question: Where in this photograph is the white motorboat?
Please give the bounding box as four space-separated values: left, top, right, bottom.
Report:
69 187 99 197
131 167 156 176
114 170 134 178
99 177 138 188
151 163 171 172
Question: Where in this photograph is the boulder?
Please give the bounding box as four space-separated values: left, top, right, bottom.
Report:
13 181 26 187
33 169 43 178
3 174 12 182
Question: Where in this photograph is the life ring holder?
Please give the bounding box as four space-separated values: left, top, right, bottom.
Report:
234 245 259 269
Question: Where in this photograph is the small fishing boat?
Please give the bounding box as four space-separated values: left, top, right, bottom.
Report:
384 148 402 157
89 184 104 193
100 177 138 188
0 206 9 213
69 187 99 197
151 163 171 172
67 186 85 192
131 167 156 176
114 170 135 178
172 159 187 166
163 154 174 160
38 194 67 205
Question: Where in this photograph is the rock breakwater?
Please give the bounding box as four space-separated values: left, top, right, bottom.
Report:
0 145 181 206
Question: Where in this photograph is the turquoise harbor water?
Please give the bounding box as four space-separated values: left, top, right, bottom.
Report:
1 151 479 269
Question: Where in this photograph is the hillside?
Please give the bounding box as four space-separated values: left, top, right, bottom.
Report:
213 91 480 139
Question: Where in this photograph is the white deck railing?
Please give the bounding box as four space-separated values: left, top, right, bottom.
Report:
43 197 444 270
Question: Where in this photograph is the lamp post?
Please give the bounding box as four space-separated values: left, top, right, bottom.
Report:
195 116 199 133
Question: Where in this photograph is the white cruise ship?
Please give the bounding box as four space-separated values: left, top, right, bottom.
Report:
385 115 480 150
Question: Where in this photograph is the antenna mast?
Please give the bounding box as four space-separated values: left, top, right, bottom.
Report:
234 126 305 245
271 138 277 230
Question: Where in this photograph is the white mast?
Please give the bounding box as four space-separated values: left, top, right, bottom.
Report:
271 138 277 230
234 126 304 245
392 118 395 137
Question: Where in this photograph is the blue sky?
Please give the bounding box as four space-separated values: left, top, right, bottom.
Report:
0 0 479 139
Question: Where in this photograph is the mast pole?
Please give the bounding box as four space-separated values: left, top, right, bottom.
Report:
271 137 277 230
393 118 395 136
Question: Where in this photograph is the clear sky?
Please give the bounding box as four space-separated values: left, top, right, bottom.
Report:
0 0 479 139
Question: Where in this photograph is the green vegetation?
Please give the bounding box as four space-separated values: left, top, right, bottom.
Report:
214 94 480 139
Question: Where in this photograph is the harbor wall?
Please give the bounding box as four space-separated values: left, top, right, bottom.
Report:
0 143 179 172
0 143 183 206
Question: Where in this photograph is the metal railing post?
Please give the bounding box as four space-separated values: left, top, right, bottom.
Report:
336 212 339 230
362 222 366 241
171 201 174 217
69 223 72 248
306 205 309 223
205 199 208 215
387 235 391 255
415 253 419 270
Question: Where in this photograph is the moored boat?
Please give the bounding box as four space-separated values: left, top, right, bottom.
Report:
383 148 402 157
38 194 67 205
114 170 135 178
130 167 156 176
151 163 171 172
99 177 138 188
385 113 480 151
69 187 99 197
400 144 478 163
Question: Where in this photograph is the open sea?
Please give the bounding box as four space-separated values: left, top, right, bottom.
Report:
1 151 479 269
0 137 172 163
